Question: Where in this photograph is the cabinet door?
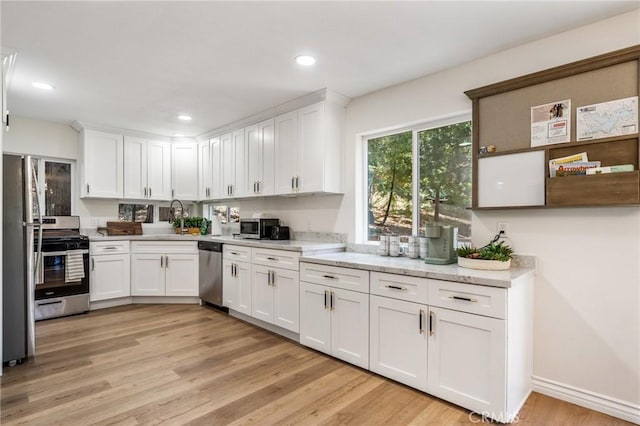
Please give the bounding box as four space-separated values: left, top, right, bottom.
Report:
298 102 325 193
235 260 252 315
232 128 247 198
123 136 147 199
259 118 275 196
274 110 298 194
147 141 172 200
210 137 223 199
251 265 274 323
164 254 198 296
222 259 238 309
369 295 428 391
427 306 506 416
198 141 211 200
82 130 123 198
299 281 331 355
171 144 198 200
246 123 262 197
221 132 234 198
130 254 165 296
331 288 369 369
90 254 130 302
273 268 299 333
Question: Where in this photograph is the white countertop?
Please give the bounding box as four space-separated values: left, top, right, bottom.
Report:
89 234 345 254
299 252 534 288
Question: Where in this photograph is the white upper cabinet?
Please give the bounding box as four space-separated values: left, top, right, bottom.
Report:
274 100 344 195
123 136 147 199
274 110 298 194
146 141 172 200
246 118 275 196
210 136 223 199
79 129 124 198
171 143 198 200
124 137 171 201
221 129 247 198
198 141 211 200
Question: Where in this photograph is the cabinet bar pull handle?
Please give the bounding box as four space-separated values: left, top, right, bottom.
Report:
419 309 424 334
257 181 261 193
266 257 278 261
449 295 477 303
386 285 407 291
324 290 328 309
160 256 164 267
295 176 299 189
144 187 147 197
322 274 337 280
172 189 174 197
86 184 90 194
104 246 118 250
230 251 239 256
149 188 152 197
330 291 335 310
291 177 294 190
271 271 275 287
91 258 95 271
165 255 169 268
429 310 434 336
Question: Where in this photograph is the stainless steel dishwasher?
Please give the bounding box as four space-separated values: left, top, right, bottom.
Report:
198 241 224 309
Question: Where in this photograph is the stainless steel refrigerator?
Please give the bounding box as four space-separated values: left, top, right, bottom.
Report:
3 154 41 364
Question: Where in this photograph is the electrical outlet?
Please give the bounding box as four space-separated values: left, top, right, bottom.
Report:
497 222 508 236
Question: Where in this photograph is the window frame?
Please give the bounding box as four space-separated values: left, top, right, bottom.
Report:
361 112 472 243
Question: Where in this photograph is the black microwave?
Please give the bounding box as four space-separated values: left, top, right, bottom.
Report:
239 218 279 239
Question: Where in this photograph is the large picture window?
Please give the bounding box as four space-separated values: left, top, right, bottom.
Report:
366 119 471 242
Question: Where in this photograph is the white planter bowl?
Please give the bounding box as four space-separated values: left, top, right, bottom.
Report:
458 257 511 271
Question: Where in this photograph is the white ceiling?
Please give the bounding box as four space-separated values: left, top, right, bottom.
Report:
2 1 638 138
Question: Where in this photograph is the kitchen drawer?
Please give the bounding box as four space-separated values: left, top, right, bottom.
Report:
90 240 130 255
428 280 506 319
300 262 369 294
370 272 429 305
252 248 299 271
223 244 252 262
131 241 197 254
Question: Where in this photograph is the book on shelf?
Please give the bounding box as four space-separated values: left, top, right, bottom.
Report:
585 164 635 175
550 161 601 177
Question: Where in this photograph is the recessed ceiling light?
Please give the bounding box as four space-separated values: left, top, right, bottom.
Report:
32 82 54 90
177 115 192 121
295 55 316 66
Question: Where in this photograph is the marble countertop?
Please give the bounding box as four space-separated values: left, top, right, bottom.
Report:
299 252 534 288
89 234 345 254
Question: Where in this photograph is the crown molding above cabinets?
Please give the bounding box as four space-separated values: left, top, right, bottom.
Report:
72 121 172 143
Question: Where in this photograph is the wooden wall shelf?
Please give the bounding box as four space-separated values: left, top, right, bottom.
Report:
466 45 640 209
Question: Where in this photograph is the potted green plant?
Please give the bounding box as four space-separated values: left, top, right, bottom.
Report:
456 241 514 271
173 216 210 235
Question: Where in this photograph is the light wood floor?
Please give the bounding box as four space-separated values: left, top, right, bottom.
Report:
0 304 633 425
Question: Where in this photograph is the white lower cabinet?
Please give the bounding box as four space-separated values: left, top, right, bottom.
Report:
222 259 251 315
299 281 369 369
427 306 506 417
130 242 198 297
252 265 299 332
369 295 428 391
90 241 131 302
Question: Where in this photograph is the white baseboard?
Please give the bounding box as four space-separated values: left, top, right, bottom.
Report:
228 310 299 342
90 296 200 310
532 376 640 424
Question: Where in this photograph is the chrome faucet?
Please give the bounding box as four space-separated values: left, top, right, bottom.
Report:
169 199 186 235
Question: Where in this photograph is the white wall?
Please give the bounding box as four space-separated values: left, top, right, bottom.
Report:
3 116 78 160
339 9 640 418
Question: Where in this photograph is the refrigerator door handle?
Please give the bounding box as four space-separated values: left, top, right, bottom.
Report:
24 155 43 358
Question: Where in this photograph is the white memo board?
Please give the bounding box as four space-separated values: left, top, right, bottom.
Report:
477 150 545 207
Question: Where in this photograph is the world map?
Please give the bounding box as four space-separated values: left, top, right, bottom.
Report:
576 96 638 141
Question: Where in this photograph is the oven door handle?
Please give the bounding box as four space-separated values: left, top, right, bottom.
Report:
37 250 89 256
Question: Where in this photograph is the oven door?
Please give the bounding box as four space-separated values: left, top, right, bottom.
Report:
35 250 90 299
